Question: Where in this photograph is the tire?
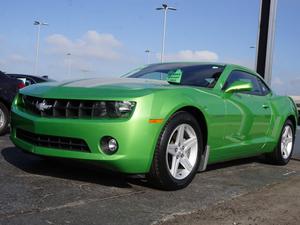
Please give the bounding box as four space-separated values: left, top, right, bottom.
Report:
147 111 203 190
266 119 295 165
0 102 9 136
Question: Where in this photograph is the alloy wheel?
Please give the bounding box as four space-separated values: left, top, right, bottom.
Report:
281 125 293 159
0 108 4 128
166 123 198 180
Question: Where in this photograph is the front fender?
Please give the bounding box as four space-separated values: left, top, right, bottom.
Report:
148 88 226 152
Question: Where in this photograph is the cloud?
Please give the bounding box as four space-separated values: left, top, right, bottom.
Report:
0 53 30 66
46 30 123 60
0 53 32 74
159 50 219 62
7 54 30 64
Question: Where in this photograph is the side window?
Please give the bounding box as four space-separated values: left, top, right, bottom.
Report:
223 71 262 96
257 78 271 96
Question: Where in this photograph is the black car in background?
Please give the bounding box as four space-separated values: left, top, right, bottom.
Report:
0 71 25 135
7 74 54 86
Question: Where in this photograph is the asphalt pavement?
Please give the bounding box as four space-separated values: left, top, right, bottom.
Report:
0 129 300 225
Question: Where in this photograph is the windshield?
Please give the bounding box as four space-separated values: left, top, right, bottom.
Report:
125 63 225 88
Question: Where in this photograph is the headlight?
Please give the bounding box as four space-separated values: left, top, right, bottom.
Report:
93 101 136 118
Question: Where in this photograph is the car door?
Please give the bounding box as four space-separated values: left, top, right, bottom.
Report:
221 70 272 159
0 73 4 97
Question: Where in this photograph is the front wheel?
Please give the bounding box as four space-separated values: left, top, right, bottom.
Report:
266 119 295 165
147 111 203 190
0 102 9 136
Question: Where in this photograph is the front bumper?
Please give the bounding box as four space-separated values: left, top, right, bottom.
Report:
10 106 162 173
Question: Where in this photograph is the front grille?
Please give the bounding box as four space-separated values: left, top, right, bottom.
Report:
20 95 112 119
16 129 90 152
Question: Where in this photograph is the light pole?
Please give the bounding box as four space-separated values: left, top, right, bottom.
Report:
250 46 256 69
145 49 150 64
33 20 48 76
67 53 72 77
156 4 176 63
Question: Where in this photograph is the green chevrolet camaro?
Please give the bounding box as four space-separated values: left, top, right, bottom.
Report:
10 63 298 190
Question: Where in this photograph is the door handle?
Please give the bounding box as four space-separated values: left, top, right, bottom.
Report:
262 104 269 109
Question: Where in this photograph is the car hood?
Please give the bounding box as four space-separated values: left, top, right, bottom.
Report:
20 78 174 100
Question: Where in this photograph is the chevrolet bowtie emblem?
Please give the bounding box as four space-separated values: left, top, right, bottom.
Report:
36 100 52 111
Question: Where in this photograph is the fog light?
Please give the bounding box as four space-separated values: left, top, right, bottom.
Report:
108 139 118 151
100 136 118 154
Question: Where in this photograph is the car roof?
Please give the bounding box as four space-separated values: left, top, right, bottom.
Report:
149 62 261 76
148 62 227 67
7 74 45 78
144 62 266 84
147 62 255 72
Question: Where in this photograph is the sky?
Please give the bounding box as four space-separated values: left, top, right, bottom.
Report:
0 0 299 95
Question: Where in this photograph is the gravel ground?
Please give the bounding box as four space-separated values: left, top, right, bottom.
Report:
161 164 300 225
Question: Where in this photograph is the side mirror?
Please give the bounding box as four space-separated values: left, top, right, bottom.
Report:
225 81 253 93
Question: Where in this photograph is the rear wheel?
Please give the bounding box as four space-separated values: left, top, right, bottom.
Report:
0 102 9 135
266 119 295 165
147 111 203 190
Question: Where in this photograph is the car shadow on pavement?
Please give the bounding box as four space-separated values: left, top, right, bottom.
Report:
205 156 264 172
1 146 266 190
1 146 142 189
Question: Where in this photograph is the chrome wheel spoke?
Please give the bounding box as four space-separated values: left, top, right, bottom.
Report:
281 142 285 150
183 137 197 152
283 127 289 138
185 125 195 137
167 144 177 155
286 137 293 144
176 125 185 146
170 156 180 176
282 145 288 157
180 156 193 172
